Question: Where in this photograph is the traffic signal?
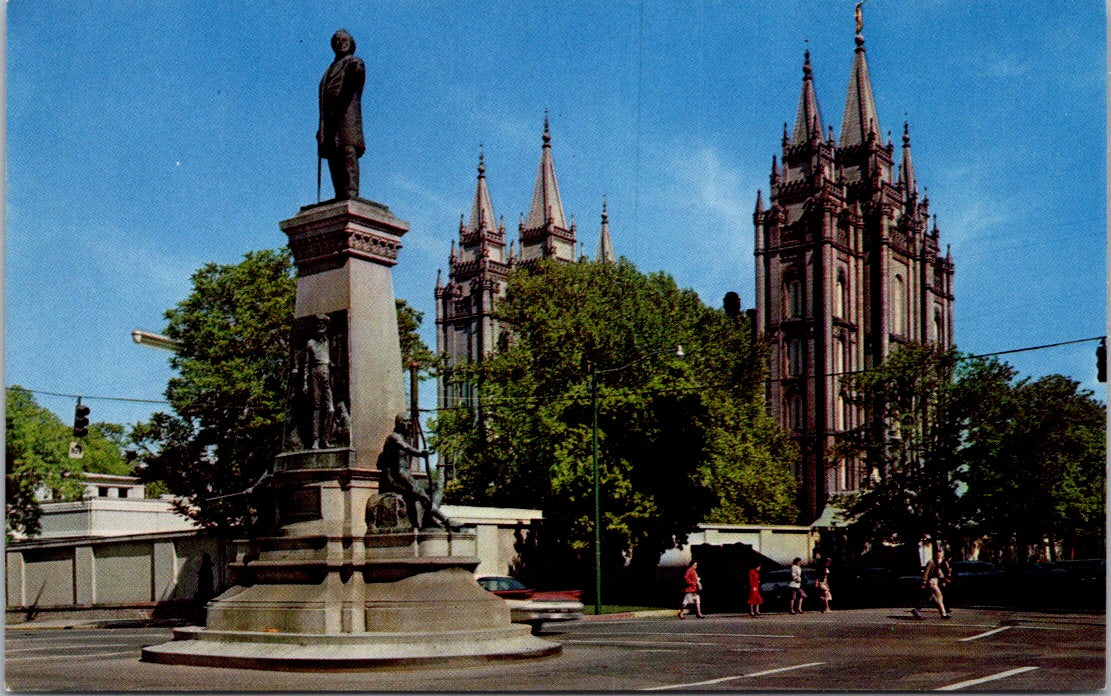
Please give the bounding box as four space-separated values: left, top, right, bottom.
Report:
73 401 90 438
1097 338 1106 383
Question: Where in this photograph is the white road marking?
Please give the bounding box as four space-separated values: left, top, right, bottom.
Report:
581 631 795 638
958 626 1014 642
935 666 1039 691
642 661 826 690
5 650 136 663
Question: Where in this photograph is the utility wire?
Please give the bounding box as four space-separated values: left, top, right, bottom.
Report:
426 335 1108 411
17 388 170 405
16 335 1105 414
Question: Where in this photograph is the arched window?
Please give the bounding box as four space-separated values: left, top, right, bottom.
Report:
785 278 803 318
787 394 803 431
933 309 943 345
787 338 804 376
834 272 847 320
892 274 906 336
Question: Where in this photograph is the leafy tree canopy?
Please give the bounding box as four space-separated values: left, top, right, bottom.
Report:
6 386 131 538
131 248 432 531
834 343 1105 562
959 368 1105 560
431 259 797 587
832 345 965 548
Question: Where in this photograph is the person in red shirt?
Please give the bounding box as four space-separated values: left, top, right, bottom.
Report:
677 560 704 618
747 562 764 616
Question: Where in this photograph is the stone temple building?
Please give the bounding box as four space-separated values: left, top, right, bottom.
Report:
436 116 616 412
753 22 955 523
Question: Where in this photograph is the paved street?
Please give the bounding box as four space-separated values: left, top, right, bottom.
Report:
5 608 1103 691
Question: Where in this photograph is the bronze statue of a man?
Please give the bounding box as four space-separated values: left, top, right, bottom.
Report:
301 314 335 449
317 29 365 200
378 414 451 529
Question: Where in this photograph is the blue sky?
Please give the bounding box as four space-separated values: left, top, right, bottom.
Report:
7 1 1106 429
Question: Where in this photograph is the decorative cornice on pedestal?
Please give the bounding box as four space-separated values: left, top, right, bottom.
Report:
281 198 410 274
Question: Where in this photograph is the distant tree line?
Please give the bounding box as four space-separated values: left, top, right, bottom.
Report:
5 386 131 539
833 344 1105 564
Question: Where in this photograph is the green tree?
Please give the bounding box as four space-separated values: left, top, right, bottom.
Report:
6 386 130 538
132 248 432 532
396 299 436 373
961 370 1105 561
834 344 1106 562
832 344 965 549
431 259 797 591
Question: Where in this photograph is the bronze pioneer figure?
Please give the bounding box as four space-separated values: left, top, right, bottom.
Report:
377 414 451 529
300 314 335 449
317 29 365 200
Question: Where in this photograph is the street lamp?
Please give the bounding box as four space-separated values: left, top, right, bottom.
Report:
131 329 182 352
588 344 684 616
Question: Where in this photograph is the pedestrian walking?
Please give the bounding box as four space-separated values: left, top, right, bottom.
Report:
911 548 951 619
815 558 832 613
677 560 704 618
747 562 764 616
788 557 807 614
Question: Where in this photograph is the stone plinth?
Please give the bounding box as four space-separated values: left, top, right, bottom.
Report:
141 197 560 670
280 198 409 473
141 530 559 670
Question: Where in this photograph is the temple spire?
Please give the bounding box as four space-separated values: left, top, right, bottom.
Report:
840 4 881 147
900 121 917 202
596 199 615 263
524 112 567 230
468 148 497 233
791 49 824 145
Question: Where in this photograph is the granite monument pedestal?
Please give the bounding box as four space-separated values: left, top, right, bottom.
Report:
142 199 558 670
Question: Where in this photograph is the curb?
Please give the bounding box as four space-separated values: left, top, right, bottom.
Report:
7 618 181 631
583 609 675 621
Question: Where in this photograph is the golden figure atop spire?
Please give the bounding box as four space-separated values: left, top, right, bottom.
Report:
855 1 865 35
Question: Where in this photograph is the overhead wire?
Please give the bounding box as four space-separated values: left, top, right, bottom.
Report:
15 335 1105 416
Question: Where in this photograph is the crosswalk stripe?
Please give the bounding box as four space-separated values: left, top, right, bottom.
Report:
935 666 1039 691
642 661 826 690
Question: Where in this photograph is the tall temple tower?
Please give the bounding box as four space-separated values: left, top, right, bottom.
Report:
753 13 955 523
518 113 577 266
435 150 510 411
436 117 579 411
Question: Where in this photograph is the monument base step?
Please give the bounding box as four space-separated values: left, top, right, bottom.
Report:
140 624 560 671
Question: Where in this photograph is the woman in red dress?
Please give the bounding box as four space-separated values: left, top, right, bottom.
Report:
747 562 764 616
677 560 704 618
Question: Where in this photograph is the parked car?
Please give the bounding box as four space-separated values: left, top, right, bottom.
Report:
1052 559 1106 608
836 566 898 607
475 575 584 632
759 568 818 608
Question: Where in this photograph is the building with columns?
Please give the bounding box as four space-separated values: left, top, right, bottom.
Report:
753 18 955 523
436 116 615 412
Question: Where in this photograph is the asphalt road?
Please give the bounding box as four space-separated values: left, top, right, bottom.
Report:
5 608 1104 691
